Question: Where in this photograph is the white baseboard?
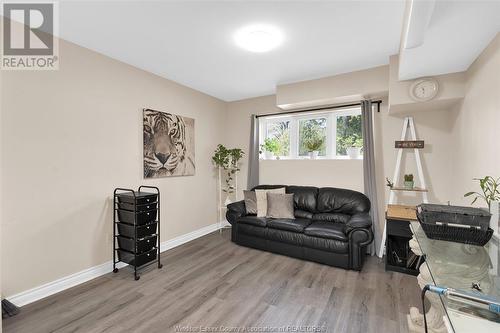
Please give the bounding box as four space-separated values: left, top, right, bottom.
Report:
7 222 226 307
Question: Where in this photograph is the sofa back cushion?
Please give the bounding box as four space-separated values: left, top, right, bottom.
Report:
286 186 318 213
317 187 370 215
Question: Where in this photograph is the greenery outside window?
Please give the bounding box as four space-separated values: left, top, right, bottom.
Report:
259 107 362 159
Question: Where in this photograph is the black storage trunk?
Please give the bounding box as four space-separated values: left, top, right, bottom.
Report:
113 187 162 280
117 235 157 253
117 208 157 225
416 204 493 246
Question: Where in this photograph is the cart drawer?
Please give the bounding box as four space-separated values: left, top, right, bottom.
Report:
117 209 157 225
117 235 157 254
116 192 157 205
118 248 157 267
118 201 157 212
117 222 157 239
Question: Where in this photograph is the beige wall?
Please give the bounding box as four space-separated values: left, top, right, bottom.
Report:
260 160 363 192
1 39 227 297
276 65 389 109
450 33 500 206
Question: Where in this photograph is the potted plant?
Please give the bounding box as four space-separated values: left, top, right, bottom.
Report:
304 136 324 159
464 176 500 210
212 144 245 204
260 138 280 159
404 174 414 189
465 176 500 237
346 136 363 159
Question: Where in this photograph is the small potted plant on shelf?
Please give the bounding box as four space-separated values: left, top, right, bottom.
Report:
404 174 414 189
345 136 363 159
305 136 324 159
260 138 280 160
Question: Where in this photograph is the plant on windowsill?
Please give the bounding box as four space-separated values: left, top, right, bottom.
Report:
345 135 363 159
304 136 324 159
212 144 245 204
404 174 414 189
259 138 281 160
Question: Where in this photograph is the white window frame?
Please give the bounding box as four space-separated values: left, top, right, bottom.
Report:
259 107 362 160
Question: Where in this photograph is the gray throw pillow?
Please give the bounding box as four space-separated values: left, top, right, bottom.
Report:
243 190 257 215
266 193 295 219
255 188 286 217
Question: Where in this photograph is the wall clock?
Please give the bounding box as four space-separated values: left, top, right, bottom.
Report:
409 78 439 102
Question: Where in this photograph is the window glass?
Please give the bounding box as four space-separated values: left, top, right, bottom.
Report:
298 117 327 156
336 114 362 156
259 108 362 159
265 120 290 156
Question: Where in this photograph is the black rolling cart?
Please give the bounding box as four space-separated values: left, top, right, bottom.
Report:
113 186 163 280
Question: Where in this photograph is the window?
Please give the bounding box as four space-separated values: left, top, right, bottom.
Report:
259 107 362 159
264 119 290 157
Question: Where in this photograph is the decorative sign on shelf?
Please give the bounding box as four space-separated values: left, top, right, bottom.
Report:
395 140 424 149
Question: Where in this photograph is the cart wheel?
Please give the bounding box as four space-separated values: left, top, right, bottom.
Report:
158 264 163 269
135 275 140 281
113 268 118 273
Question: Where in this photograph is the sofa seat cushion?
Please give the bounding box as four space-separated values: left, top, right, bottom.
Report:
267 228 304 246
303 235 348 253
238 216 269 227
238 224 267 238
267 218 312 233
304 222 348 241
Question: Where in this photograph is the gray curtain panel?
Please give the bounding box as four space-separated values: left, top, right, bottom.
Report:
247 114 260 190
361 100 381 256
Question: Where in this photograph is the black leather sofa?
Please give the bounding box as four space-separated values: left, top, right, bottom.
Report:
226 185 373 271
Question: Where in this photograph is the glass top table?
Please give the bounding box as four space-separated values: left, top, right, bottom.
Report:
410 221 500 332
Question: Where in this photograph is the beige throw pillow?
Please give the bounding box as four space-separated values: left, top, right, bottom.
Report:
255 188 285 217
266 193 295 219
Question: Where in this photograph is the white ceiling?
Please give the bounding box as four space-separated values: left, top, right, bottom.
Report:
57 1 405 101
46 1 500 101
399 0 500 80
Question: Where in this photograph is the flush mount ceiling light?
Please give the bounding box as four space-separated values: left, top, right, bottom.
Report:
234 24 284 53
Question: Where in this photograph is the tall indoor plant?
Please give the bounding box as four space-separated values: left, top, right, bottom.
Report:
212 144 244 203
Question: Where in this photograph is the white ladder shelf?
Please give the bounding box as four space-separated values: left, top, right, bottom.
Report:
378 116 429 258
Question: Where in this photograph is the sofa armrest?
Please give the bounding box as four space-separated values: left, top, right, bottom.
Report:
345 213 373 270
226 200 247 225
344 213 372 234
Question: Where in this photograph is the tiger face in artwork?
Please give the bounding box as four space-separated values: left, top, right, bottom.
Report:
143 110 195 178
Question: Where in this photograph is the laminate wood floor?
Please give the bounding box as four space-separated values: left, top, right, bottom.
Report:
4 229 421 333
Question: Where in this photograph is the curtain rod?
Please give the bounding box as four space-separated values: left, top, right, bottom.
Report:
255 100 382 118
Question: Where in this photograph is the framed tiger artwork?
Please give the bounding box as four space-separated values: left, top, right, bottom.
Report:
143 109 195 178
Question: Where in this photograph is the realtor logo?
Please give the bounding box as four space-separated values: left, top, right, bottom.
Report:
1 2 59 70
